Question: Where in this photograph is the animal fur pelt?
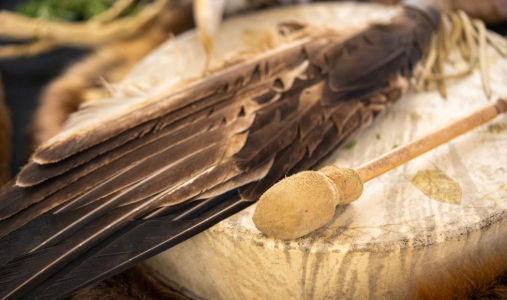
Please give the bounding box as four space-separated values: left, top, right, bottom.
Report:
29 4 194 151
0 74 11 186
0 2 440 299
69 264 507 300
70 265 188 300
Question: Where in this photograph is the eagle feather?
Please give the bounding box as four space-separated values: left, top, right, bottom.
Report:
0 2 440 299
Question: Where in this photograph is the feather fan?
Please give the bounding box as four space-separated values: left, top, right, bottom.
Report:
0 1 440 299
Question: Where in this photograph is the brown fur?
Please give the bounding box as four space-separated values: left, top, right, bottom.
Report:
414 222 507 300
71 261 507 300
416 256 507 300
70 265 189 300
29 5 194 151
0 74 11 186
469 271 507 300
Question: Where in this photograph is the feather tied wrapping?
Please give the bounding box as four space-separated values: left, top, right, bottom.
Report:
0 2 439 299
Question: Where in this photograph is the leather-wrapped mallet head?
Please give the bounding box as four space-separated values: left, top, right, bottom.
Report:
252 166 363 240
253 99 507 240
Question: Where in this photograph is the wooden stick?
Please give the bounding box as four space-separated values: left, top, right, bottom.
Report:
0 0 168 48
355 98 507 183
253 98 507 240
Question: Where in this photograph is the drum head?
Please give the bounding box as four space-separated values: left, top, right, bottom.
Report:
138 3 507 299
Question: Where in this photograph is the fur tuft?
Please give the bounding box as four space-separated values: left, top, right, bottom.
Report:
414 220 507 300
70 265 188 300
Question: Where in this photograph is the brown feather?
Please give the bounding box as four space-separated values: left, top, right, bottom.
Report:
52 119 252 213
29 4 194 151
32 39 313 164
17 97 246 187
197 157 274 199
0 3 440 299
0 112 253 233
0 74 11 186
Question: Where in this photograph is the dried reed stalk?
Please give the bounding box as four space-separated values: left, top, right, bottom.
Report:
0 0 170 58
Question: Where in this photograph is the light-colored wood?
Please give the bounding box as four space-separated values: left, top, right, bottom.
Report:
354 99 506 183
124 3 507 299
0 0 168 47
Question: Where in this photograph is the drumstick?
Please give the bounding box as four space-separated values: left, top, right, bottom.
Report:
253 98 507 240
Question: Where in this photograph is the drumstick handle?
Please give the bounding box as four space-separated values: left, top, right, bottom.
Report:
353 98 507 183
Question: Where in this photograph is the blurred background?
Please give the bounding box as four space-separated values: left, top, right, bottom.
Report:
0 0 85 177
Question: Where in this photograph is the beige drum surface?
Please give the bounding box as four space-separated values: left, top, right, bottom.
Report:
136 3 507 300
